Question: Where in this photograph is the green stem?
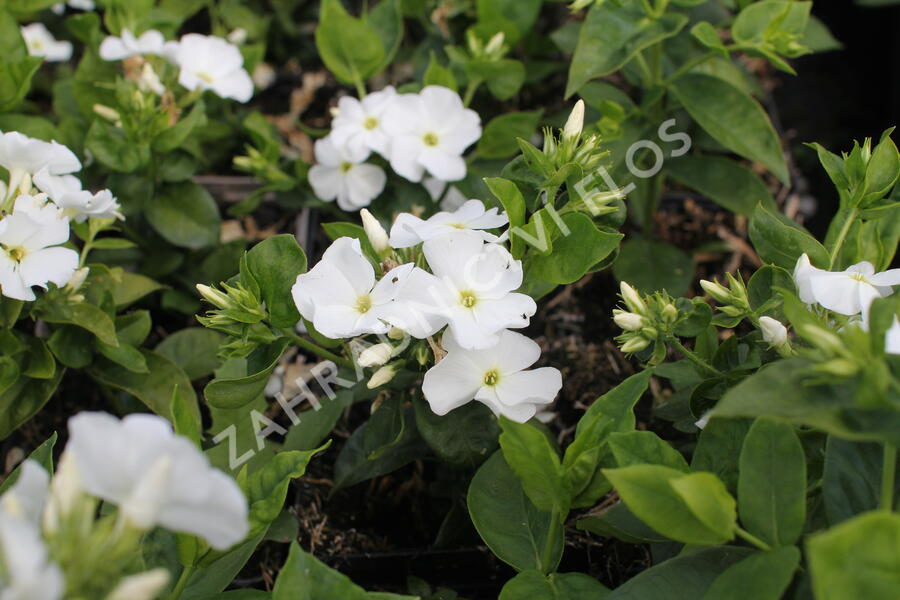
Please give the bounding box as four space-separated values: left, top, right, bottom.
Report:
828 207 858 270
671 339 724 378
633 52 654 88
882 443 897 511
463 77 483 107
280 329 353 369
352 71 367 99
166 565 195 600
540 506 563 573
735 526 772 552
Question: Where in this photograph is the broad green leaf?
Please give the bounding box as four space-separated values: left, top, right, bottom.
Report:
486 177 527 258
0 433 57 495
528 213 622 285
85 119 150 173
315 0 385 84
247 445 328 537
499 417 566 513
185 531 268 597
37 299 118 347
467 451 564 573
669 74 788 183
0 368 64 440
112 272 165 308
732 1 812 46
414 398 499 469
204 339 289 410
807 511 900 600
576 502 669 544
245 235 308 329
153 99 207 152
368 0 403 76
273 542 367 600
666 156 775 217
738 418 806 547
469 59 525 100
283 389 354 452
822 437 895 525
566 3 688 97
613 238 693 296
499 570 610 600
691 418 752 495
702 547 800 600
748 204 829 269
477 111 542 160
156 328 225 380
146 181 221 249
476 0 541 44
603 464 736 545
608 430 690 472
0 57 41 113
422 53 457 91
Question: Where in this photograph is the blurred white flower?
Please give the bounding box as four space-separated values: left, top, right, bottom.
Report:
136 62 165 95
291 237 414 339
331 86 397 157
0 211 78 301
391 232 535 349
759 316 789 347
0 132 81 198
51 0 94 14
308 136 386 212
170 34 253 102
886 318 900 355
104 569 169 600
57 189 123 223
13 194 63 223
251 63 276 90
0 461 49 524
66 412 249 550
422 330 561 423
21 24 72 62
388 199 507 248
794 253 900 319
424 177 467 212
382 86 481 182
99 29 165 61
0 514 64 600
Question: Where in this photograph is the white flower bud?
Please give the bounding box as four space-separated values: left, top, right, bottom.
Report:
699 279 732 304
358 342 393 368
485 31 506 55
226 28 247 45
64 267 90 293
694 412 711 430
619 281 646 314
661 303 678 324
196 284 231 310
137 62 165 96
93 104 121 122
252 62 277 90
621 336 650 353
613 310 644 331
563 99 585 140
360 209 390 254
43 452 83 534
105 569 170 600
759 316 788 347
367 363 398 389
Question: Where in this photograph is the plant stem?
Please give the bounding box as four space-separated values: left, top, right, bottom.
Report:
671 339 724 378
882 443 897 511
463 77 483 107
735 526 772 552
540 507 563 573
828 207 858 270
280 328 353 369
166 565 195 600
352 71 367 98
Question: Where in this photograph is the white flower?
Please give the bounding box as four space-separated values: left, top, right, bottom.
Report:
99 29 165 61
794 254 900 318
0 461 49 524
391 232 536 349
33 167 82 202
291 237 414 339
52 0 94 13
104 569 169 600
21 24 72 62
424 177 467 212
422 330 561 423
357 342 393 367
382 86 481 182
0 132 81 189
65 412 249 550
360 209 390 254
308 136 386 212
12 194 63 224
0 211 78 301
136 62 165 95
330 86 397 157
0 514 65 600
57 189 123 223
885 317 900 355
170 34 253 103
388 199 507 248
759 316 788 347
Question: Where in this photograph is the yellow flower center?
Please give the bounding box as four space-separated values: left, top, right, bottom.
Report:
363 116 378 130
196 71 215 84
459 290 477 308
340 161 354 173
483 369 500 386
449 223 467 229
850 272 869 283
355 294 372 314
6 247 25 263
423 132 439 147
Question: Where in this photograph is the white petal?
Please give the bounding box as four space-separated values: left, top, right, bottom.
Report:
388 135 426 182
809 273 864 315
422 353 482 415
869 268 900 287
389 213 429 248
19 247 78 289
494 368 562 408
419 149 466 182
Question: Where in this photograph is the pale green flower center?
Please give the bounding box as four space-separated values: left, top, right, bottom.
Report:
449 223 467 229
197 71 215 84
423 132 439 147
849 272 869 283
483 369 500 386
355 294 372 314
459 290 477 308
340 161 354 173
363 116 378 130
5 246 25 263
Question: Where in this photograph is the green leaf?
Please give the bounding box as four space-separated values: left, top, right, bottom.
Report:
702 547 800 600
748 204 829 269
469 59 525 101
499 570 610 600
423 53 457 91
112 272 165 308
85 119 150 173
666 156 775 217
527 213 623 285
37 299 118 347
608 430 690 471
413 398 499 469
245 235 308 329
613 238 693 297
737 418 806 547
822 437 892 525
486 177 527 258
156 328 225 380
732 1 812 47
691 418 752 495
566 3 688 97
283 389 354 452
576 502 668 544
807 511 900 600
467 451 564 573
669 74 788 183
603 464 737 545
368 0 403 76
0 368 64 440
315 0 385 84
204 339 288 410
499 417 567 513
273 542 366 600
477 111 542 160
0 57 41 113
146 181 221 250
153 99 207 152
0 433 56 495
475 0 541 44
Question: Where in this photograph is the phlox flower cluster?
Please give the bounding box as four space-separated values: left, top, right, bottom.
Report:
309 85 481 212
0 412 248 600
291 200 562 423
0 131 123 302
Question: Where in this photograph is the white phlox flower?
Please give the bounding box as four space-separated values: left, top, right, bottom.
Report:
170 34 254 102
0 211 78 301
0 461 49 524
291 237 415 339
308 135 386 212
57 189 123 223
390 231 536 349
65 412 249 550
794 253 900 319
382 85 481 182
104 569 169 600
20 24 72 62
0 513 64 600
99 28 166 61
422 329 562 423
13 194 63 223
51 0 95 14
388 199 507 248
330 86 397 157
0 132 81 201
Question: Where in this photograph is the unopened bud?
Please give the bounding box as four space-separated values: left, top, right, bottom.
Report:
227 28 247 45
621 336 650 353
358 342 393 368
661 303 678 324
93 104 120 122
485 31 506 55
563 99 585 140
105 569 170 600
759 316 788 347
196 284 231 310
387 326 406 341
641 326 658 339
360 209 390 254
699 279 732 304
619 281 646 314
65 267 90 293
43 452 83 534
367 363 398 389
613 309 644 331
816 358 859 377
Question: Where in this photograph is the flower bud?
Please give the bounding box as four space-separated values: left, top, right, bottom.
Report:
137 62 165 95
387 326 406 341
759 316 788 347
621 336 650 353
196 284 231 310
816 358 859 377
227 28 247 45
367 363 399 389
43 452 83 534
93 104 121 122
661 303 678 324
619 281 646 314
563 99 585 140
358 342 393 368
613 309 644 331
485 31 506 55
105 569 170 600
699 279 732 304
360 209 390 255
65 267 90 293
640 326 658 339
